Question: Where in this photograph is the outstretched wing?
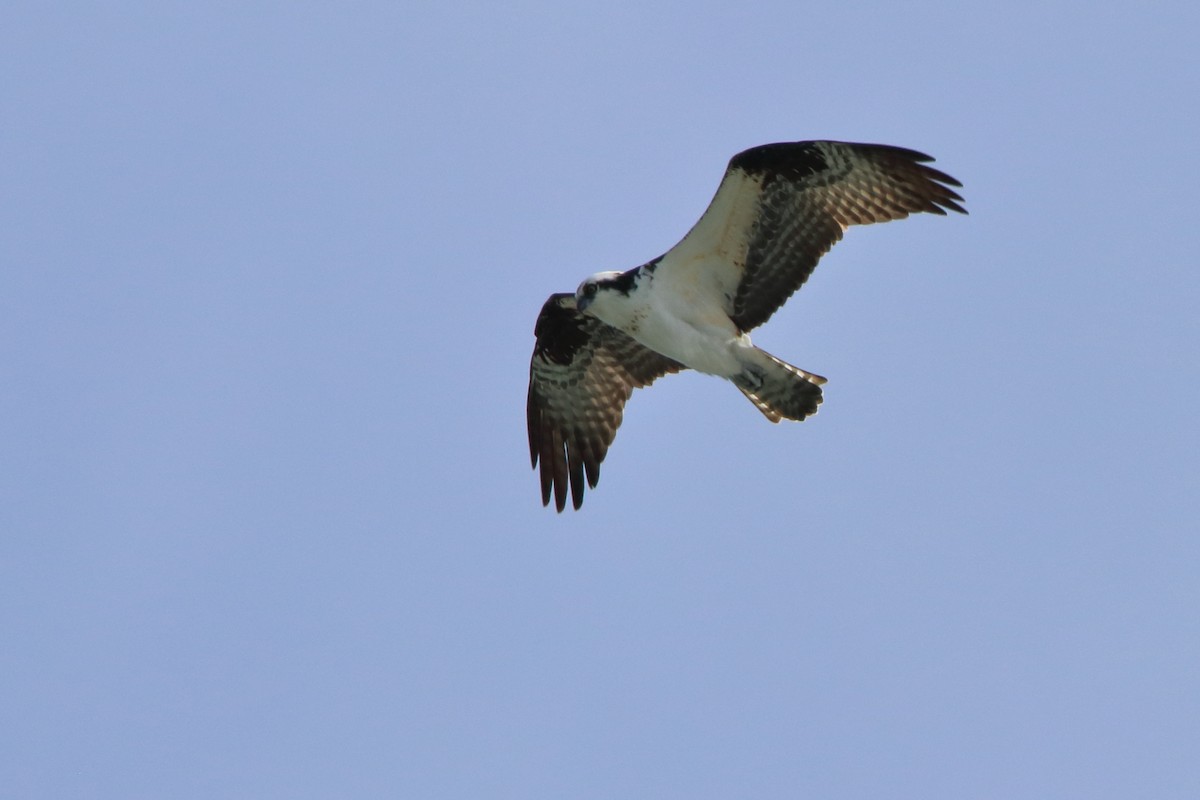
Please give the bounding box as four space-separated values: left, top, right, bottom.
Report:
527 293 683 512
662 140 967 332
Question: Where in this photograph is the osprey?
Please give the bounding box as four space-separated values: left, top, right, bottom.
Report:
527 140 965 511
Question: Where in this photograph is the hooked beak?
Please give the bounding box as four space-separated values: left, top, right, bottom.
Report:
576 295 591 313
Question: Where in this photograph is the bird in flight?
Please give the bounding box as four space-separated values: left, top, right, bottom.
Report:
527 140 966 511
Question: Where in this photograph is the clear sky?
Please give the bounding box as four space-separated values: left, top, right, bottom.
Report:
3 2 1198 798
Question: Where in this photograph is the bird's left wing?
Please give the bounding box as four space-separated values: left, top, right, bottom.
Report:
660 140 966 332
527 293 683 512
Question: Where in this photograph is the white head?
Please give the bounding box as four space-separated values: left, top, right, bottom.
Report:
574 271 624 315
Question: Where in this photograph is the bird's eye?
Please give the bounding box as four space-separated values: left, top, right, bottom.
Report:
584 283 597 297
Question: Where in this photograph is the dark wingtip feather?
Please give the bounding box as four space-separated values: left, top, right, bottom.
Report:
584 459 600 489
914 165 967 215
552 454 568 513
870 143 937 163
941 197 968 215
568 444 585 511
860 142 967 216
526 394 541 469
919 164 963 189
926 187 968 216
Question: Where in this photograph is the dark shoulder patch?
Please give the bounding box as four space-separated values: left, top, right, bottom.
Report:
729 141 828 182
533 293 590 365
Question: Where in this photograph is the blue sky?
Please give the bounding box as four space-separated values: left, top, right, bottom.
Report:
3 2 1198 797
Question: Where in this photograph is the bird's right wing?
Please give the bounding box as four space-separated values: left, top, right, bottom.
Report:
527 293 683 512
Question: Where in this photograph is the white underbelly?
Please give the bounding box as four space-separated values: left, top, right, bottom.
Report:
631 309 748 378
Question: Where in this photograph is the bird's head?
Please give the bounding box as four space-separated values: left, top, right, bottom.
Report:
574 271 624 314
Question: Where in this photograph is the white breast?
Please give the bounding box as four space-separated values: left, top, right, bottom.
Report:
624 270 749 378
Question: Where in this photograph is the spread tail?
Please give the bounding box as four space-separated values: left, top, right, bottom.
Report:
731 348 826 423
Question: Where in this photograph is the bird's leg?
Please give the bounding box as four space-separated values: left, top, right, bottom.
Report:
738 364 766 390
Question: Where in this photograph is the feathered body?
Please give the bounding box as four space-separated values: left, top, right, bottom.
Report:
528 140 966 511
